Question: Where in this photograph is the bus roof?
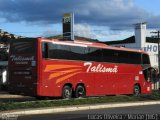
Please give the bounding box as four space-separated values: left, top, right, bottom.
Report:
40 38 147 54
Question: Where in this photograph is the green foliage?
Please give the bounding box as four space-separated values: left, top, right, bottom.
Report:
0 91 160 111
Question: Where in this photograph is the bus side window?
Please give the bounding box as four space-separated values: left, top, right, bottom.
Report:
142 54 150 64
42 43 48 58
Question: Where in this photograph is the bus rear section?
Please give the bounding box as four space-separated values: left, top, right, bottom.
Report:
8 38 38 96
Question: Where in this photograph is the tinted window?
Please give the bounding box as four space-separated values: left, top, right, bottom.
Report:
42 42 146 65
10 39 36 54
130 52 141 64
48 43 71 60
86 47 103 62
47 43 87 61
42 42 49 58
117 51 141 64
102 49 142 64
102 49 118 63
143 54 150 64
44 43 103 62
70 46 87 60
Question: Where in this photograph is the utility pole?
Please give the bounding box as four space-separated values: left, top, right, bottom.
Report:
151 31 160 90
151 31 160 73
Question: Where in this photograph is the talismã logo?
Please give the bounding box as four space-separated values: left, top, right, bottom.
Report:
10 55 34 61
84 62 118 73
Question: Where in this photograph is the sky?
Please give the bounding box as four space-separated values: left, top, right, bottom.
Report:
0 0 160 41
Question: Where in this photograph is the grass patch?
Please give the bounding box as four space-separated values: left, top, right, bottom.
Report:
0 91 160 111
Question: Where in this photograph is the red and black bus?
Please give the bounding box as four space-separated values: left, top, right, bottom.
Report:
8 38 152 99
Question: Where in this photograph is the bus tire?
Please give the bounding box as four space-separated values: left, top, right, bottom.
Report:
133 84 141 96
62 85 72 99
75 85 86 98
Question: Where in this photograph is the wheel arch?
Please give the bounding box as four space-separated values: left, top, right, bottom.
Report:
62 83 73 99
74 83 86 98
62 83 74 95
75 83 86 91
63 83 73 89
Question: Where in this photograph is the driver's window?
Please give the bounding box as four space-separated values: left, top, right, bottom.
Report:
42 42 48 58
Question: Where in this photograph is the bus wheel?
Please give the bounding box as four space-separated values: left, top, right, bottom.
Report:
133 85 140 96
62 85 72 99
75 85 86 98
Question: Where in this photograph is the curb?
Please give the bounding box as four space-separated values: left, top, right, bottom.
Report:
1 101 160 117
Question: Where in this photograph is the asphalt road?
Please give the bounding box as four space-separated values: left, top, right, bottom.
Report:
14 104 160 120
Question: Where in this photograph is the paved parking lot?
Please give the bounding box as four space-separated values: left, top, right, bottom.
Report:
0 91 36 103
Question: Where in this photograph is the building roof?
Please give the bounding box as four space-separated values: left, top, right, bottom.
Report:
101 36 135 45
146 37 159 43
102 36 159 45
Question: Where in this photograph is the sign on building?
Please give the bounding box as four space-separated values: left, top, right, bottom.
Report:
144 44 159 53
62 13 74 40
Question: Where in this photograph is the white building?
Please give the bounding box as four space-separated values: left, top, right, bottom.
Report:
103 23 159 90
